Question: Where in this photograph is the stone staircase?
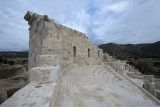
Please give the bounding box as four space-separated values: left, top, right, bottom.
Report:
55 65 159 107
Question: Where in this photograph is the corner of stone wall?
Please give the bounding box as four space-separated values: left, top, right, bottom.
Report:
25 11 64 106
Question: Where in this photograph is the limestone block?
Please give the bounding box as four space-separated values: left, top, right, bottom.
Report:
63 57 69 61
42 48 62 55
42 39 62 49
37 55 61 67
44 23 60 39
30 66 60 84
62 61 72 69
30 68 42 83
1 83 57 107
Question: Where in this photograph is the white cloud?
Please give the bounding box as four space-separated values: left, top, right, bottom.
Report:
107 2 128 12
0 0 160 51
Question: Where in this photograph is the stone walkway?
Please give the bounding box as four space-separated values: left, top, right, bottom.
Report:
55 65 159 107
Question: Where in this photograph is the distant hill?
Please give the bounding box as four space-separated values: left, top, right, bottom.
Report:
0 52 28 58
99 41 160 57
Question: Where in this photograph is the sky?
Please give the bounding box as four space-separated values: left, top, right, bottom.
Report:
0 0 160 51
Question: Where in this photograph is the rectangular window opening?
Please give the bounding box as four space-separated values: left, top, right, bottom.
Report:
73 46 76 57
88 49 90 57
98 50 100 57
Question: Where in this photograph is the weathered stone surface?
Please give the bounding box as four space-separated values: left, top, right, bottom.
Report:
36 55 61 67
42 39 62 49
30 66 59 84
1 83 56 107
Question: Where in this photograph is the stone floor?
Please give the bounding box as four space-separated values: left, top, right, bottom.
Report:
55 65 159 107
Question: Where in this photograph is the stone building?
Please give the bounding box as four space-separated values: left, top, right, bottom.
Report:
1 11 160 107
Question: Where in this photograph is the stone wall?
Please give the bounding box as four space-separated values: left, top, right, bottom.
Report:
61 27 103 68
25 11 103 72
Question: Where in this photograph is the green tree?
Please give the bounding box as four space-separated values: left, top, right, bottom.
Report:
135 62 152 74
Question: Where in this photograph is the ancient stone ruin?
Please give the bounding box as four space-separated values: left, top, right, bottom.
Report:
1 11 160 107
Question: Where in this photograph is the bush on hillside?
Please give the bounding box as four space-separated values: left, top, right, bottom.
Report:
3 58 7 64
8 61 14 65
135 62 153 75
0 58 3 63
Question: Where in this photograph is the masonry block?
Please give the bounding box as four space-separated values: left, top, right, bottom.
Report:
42 39 62 49
30 66 60 84
42 48 62 55
37 55 61 67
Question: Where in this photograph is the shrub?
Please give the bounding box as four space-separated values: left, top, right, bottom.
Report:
134 57 138 60
8 61 14 65
135 62 153 74
0 58 3 63
3 58 7 64
127 61 134 65
153 62 160 67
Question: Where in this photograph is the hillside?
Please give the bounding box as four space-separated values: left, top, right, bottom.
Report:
0 52 28 58
99 41 160 57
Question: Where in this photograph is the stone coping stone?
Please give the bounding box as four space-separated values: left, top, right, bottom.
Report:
30 66 60 84
1 83 56 107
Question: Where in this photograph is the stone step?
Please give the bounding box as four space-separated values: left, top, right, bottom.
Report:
93 67 105 75
97 68 106 75
30 66 60 84
36 55 61 67
92 66 102 73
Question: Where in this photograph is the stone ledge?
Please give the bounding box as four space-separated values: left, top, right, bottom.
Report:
1 83 56 107
30 66 60 84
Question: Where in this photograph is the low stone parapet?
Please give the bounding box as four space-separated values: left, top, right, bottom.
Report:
30 66 60 84
1 83 57 107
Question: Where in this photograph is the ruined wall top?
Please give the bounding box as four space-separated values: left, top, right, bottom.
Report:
24 11 88 39
24 11 54 25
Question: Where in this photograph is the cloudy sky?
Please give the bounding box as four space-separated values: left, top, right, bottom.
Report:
0 0 160 51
